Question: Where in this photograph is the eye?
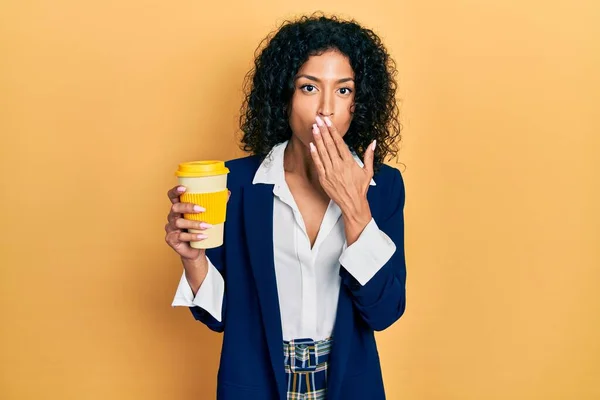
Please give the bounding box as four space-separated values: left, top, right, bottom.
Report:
300 84 317 93
338 87 353 95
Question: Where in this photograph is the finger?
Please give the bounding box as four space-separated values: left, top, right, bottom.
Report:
165 229 182 247
167 185 186 204
165 230 200 259
309 142 326 178
363 140 376 177
177 231 208 242
316 116 341 165
168 202 206 224
171 202 206 215
167 209 179 224
165 229 208 247
166 221 179 234
323 116 351 162
312 123 333 170
174 218 213 231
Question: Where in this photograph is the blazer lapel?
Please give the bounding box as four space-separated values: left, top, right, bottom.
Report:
242 183 286 399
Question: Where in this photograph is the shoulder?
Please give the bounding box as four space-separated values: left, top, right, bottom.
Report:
371 164 406 216
373 164 404 190
224 154 263 187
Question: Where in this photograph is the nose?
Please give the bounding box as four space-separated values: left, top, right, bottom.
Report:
317 91 334 117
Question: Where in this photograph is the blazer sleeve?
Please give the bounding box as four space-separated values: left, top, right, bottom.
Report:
339 168 407 331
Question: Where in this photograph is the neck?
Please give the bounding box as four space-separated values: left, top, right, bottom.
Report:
283 136 321 189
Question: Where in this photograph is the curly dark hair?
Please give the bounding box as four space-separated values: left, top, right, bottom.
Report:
238 13 402 172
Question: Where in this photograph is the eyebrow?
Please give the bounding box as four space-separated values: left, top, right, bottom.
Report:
294 74 354 84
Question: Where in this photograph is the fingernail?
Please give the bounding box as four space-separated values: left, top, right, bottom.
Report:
193 205 205 212
199 222 213 229
324 117 332 127
372 140 377 152
310 142 316 152
315 116 324 126
196 234 208 240
312 124 320 134
177 186 185 192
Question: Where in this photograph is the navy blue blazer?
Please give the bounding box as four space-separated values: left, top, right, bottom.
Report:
189 154 407 400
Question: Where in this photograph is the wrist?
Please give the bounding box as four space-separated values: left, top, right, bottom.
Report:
181 251 208 295
342 198 372 246
181 250 207 268
341 197 371 224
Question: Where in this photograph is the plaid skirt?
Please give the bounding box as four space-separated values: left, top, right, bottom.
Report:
283 337 332 400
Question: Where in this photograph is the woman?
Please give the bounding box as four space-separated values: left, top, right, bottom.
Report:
165 14 406 400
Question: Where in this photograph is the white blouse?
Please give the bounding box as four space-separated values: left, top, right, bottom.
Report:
172 141 396 341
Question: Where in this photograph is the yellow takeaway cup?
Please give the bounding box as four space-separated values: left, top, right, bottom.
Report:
175 160 229 249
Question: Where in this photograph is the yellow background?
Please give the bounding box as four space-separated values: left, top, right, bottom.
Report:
1 0 599 399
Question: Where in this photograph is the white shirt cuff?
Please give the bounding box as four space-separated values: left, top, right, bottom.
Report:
171 257 225 322
339 218 397 286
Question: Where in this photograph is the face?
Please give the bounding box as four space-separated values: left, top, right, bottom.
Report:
288 49 355 147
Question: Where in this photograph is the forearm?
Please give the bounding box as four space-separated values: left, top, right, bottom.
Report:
341 263 406 331
339 168 407 331
338 216 404 331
